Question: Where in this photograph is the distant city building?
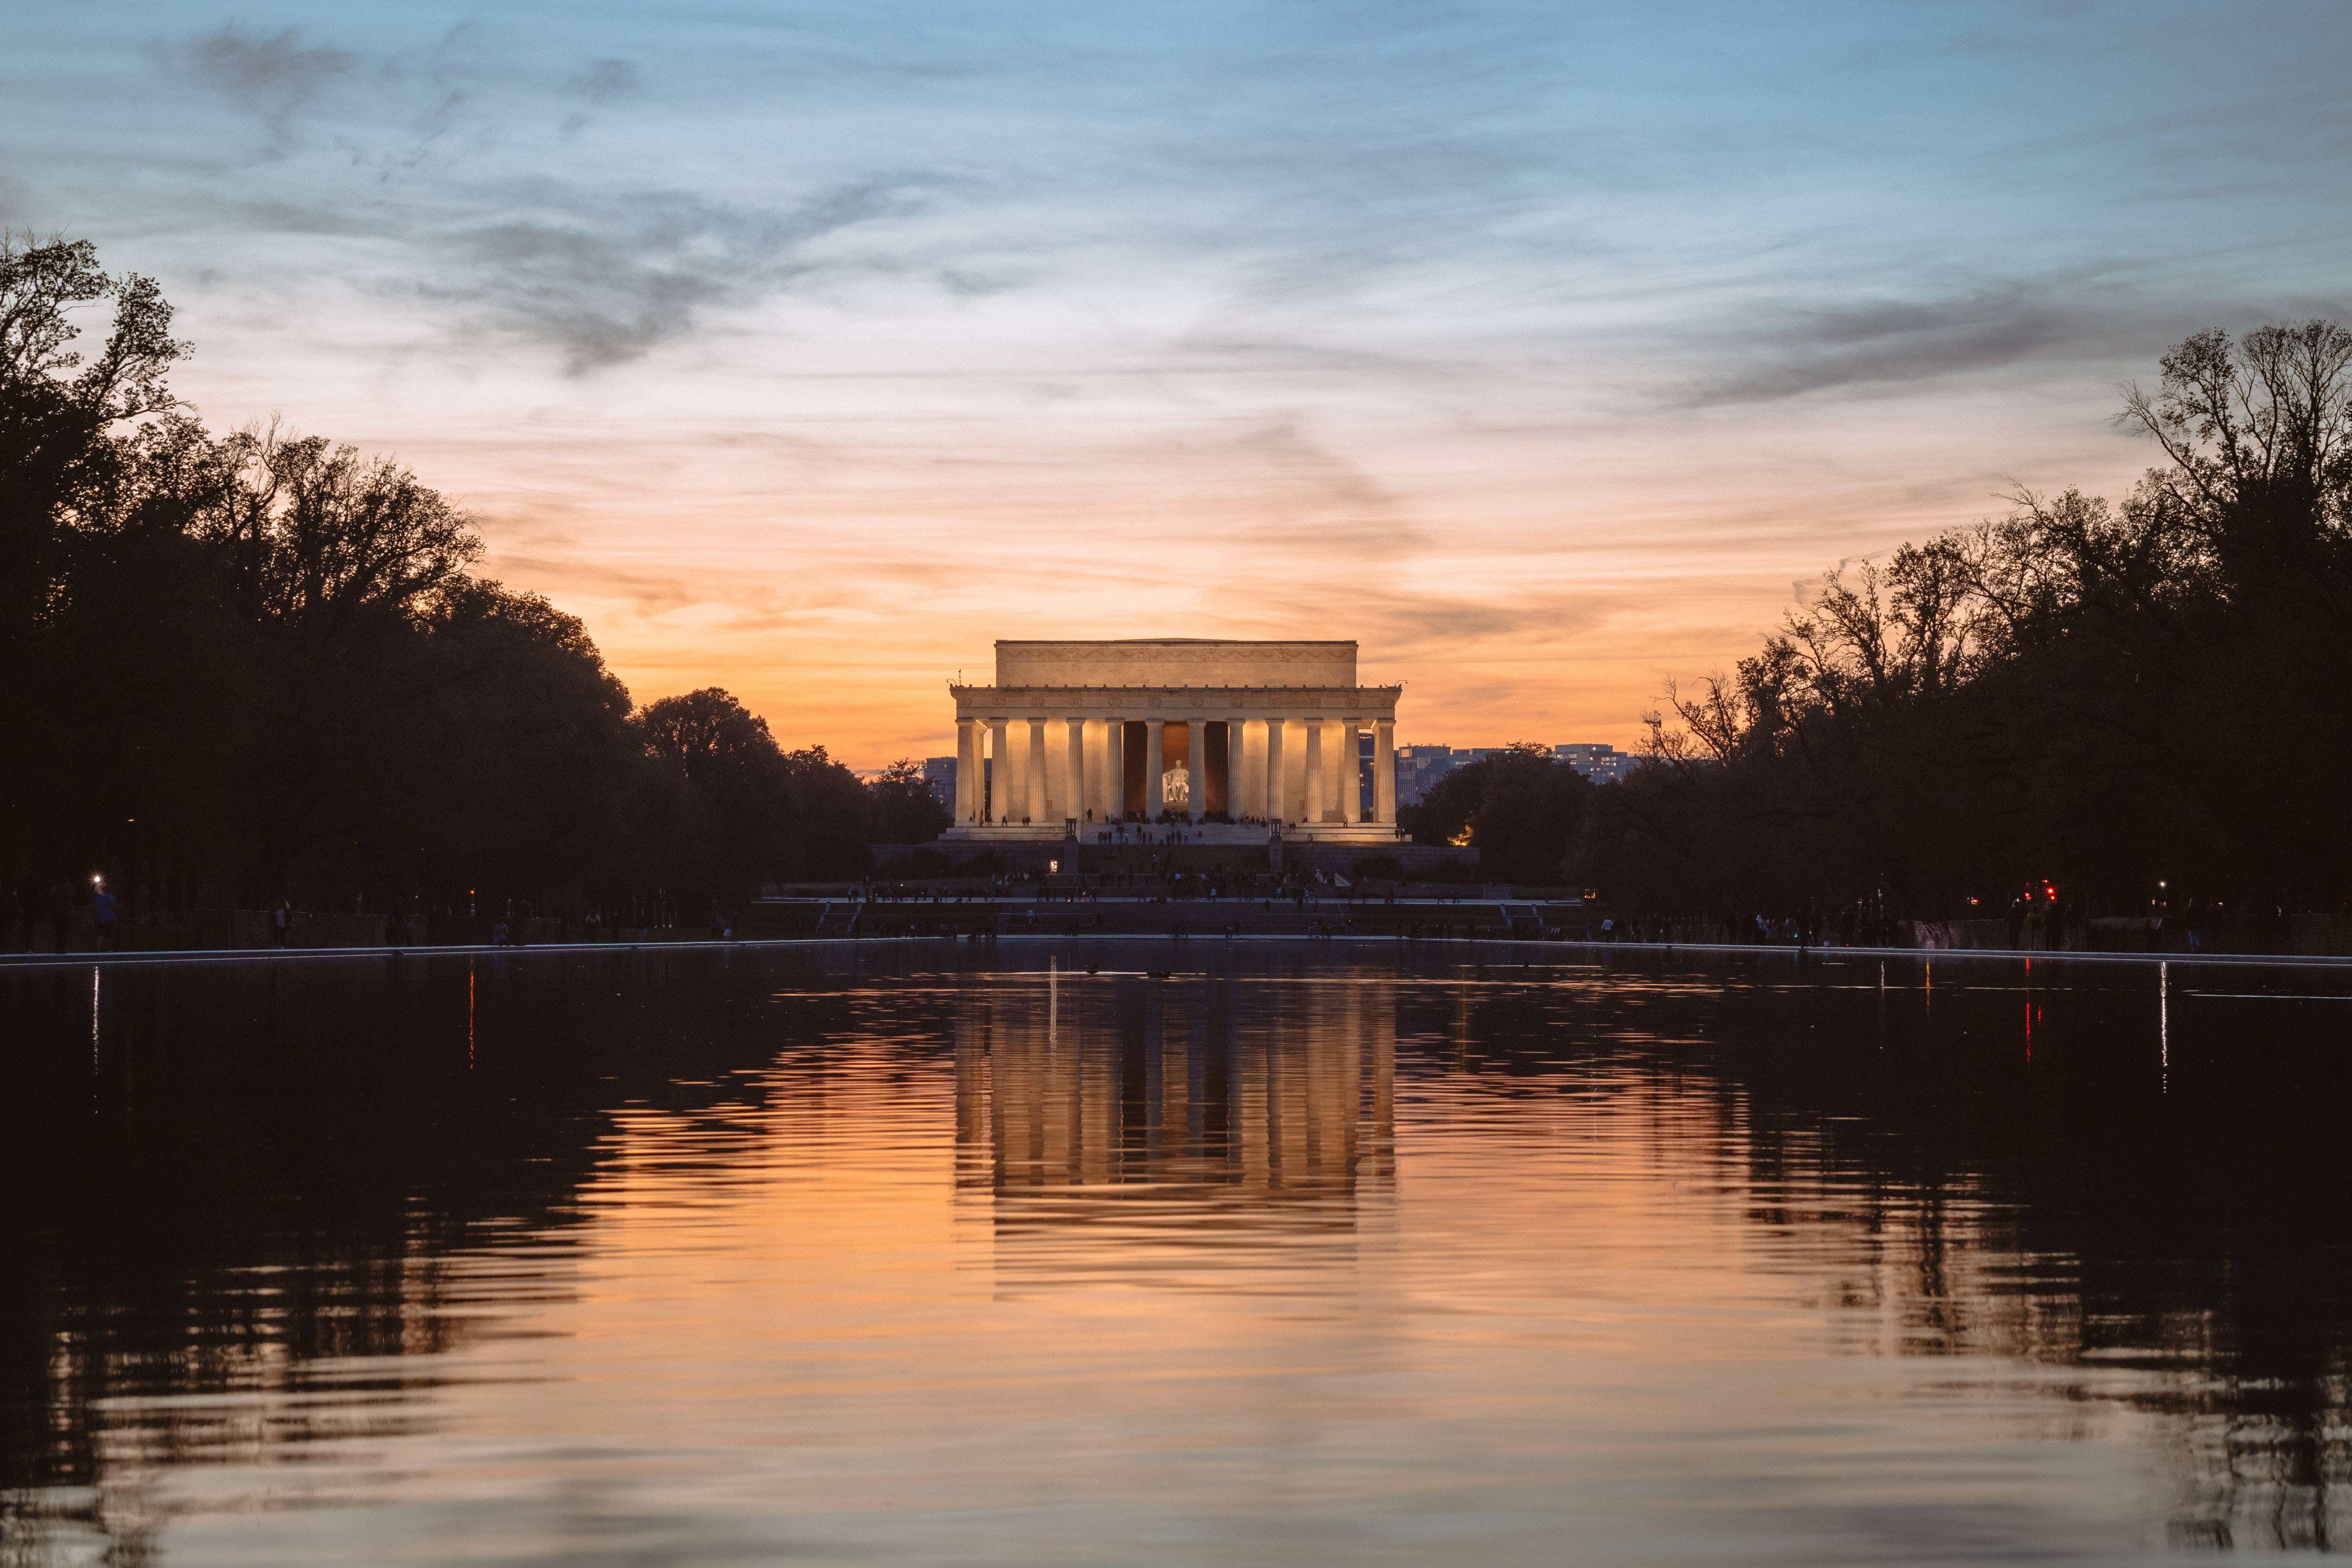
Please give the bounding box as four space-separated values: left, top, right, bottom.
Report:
1394 744 1458 807
1554 743 1638 786
921 756 957 809
1393 741 1642 805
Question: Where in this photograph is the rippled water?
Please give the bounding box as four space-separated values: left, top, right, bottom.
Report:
4 944 2351 1564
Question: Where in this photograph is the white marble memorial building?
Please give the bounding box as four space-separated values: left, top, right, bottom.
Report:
945 640 1401 843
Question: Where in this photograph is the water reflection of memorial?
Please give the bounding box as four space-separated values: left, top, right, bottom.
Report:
9 951 2352 1563
953 972 1395 1251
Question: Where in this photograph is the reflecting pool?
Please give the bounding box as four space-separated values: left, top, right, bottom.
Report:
4 944 2350 1563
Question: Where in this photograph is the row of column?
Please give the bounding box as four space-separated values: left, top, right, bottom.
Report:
953 716 1397 827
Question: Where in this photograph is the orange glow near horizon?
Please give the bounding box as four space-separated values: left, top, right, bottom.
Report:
25 3 2314 768
308 376 2155 769
465 970 2093 1490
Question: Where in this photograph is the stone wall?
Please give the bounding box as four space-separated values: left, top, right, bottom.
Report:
995 639 1356 689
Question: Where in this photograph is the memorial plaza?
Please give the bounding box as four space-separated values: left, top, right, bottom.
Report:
945 640 1402 845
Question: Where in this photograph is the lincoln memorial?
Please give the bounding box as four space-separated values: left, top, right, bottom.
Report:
946 639 1401 843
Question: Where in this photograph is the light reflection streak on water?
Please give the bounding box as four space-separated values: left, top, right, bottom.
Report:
2 950 2349 1564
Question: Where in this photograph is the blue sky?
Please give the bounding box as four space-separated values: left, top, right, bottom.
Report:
9 1 2350 757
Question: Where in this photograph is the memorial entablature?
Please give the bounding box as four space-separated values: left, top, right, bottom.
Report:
945 639 1401 844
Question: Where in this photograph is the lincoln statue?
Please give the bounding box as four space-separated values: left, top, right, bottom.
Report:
945 639 1401 843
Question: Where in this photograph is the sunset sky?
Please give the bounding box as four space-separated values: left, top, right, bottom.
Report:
10 1 2351 764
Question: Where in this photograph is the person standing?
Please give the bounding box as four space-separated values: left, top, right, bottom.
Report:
271 901 291 948
92 884 117 951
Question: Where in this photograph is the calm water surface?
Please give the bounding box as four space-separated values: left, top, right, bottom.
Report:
3 944 2350 1564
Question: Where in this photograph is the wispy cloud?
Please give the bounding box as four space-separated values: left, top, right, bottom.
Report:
560 58 638 137
418 176 943 371
1678 286 2085 406
159 24 354 139
27 0 2352 759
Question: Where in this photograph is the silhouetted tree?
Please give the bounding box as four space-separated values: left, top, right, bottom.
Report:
867 758 951 845
634 689 794 904
780 746 875 882
0 237 902 941
1591 321 2352 922
0 234 185 614
630 690 877 898
1401 744 1594 884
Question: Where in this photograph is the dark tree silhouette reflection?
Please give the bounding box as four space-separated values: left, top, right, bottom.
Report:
4 948 2350 1560
1431 953 2352 1551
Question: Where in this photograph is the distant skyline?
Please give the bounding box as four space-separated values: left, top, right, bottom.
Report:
10 1 2352 765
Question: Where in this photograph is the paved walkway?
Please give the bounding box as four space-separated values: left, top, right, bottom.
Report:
1 932 2346 973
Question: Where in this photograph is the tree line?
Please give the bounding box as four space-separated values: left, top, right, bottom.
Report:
14 233 2340 934
1 236 946 938
1409 321 2352 924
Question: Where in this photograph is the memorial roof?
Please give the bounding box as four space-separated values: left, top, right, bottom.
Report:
995 638 1357 689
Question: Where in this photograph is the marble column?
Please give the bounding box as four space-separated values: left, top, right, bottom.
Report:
1037 720 1057 823
1241 719 1265 822
1081 719 1099 822
1295 717 1312 823
1107 718 1127 820
1145 719 1166 819
1026 717 1048 824
1322 718 1345 823
1263 718 1285 825
954 718 979 825
1066 717 1085 826
1186 718 1206 822
1304 719 1325 825
1322 718 1343 824
1226 718 1246 824
988 718 1012 823
1374 718 1396 825
1339 717 1362 824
